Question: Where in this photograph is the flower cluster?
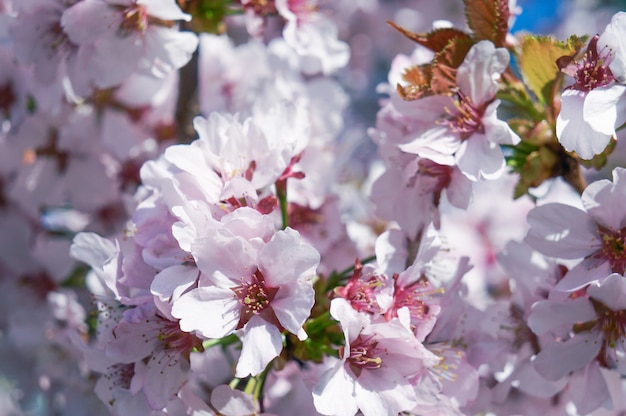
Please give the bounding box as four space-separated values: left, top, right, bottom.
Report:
3 0 626 415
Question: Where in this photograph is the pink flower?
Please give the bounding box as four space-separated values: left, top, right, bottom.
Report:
312 298 439 416
105 302 201 410
556 33 626 159
275 0 350 75
528 273 626 382
525 167 626 291
399 41 520 181
171 209 320 377
61 0 198 88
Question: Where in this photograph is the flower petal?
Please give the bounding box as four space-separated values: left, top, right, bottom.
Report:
235 315 283 377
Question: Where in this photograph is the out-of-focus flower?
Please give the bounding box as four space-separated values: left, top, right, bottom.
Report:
525 166 626 291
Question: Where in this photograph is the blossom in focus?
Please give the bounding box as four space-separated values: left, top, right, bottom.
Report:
312 298 439 416
171 208 320 377
557 29 626 160
399 40 521 181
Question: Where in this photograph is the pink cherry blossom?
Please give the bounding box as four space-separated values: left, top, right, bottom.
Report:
557 34 626 159
525 167 626 291
61 0 198 89
528 273 626 385
172 210 319 377
312 298 439 416
399 41 521 181
275 0 350 75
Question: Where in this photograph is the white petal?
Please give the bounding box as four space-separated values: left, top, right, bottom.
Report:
598 12 626 81
272 279 315 340
259 228 320 286
399 126 460 166
587 273 626 311
527 298 596 336
456 41 509 104
312 364 359 416
235 316 283 377
557 90 612 159
455 134 505 181
171 287 239 338
584 84 626 135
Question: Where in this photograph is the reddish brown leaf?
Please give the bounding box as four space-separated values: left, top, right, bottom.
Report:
397 83 431 101
431 36 474 95
402 64 432 87
387 21 472 52
494 0 510 46
464 0 510 46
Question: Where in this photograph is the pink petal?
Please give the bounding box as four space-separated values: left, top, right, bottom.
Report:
171 287 239 338
259 228 320 286
312 364 359 416
235 315 283 377
533 331 601 380
524 203 598 258
582 167 626 229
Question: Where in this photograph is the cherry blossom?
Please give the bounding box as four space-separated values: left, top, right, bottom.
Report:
557 34 626 159
399 41 521 181
61 0 198 89
275 0 350 75
312 298 439 416
171 209 320 377
525 167 626 291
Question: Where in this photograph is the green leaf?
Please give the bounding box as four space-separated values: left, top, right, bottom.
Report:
518 35 586 105
464 0 510 46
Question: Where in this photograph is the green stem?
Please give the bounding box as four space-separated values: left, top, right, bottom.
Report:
229 378 241 389
202 333 239 350
243 363 272 413
276 181 288 230
305 311 336 335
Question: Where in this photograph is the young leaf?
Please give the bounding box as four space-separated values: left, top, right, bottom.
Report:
431 36 474 95
518 35 586 105
387 21 472 52
464 0 510 46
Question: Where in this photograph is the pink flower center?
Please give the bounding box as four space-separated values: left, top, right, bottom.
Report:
105 363 134 390
335 260 385 315
118 5 148 37
564 36 615 92
416 159 453 195
387 277 442 323
590 225 626 274
575 298 626 367
232 269 279 328
441 91 485 140
287 203 323 230
158 319 201 360
43 20 73 55
345 335 383 376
